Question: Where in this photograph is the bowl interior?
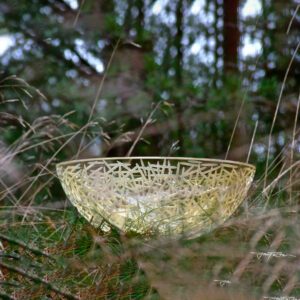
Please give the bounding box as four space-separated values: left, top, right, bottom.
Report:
57 157 255 237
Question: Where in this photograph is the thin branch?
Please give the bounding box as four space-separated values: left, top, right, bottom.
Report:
0 233 55 261
0 261 78 300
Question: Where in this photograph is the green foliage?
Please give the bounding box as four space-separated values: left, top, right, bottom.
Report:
258 77 279 100
0 0 299 298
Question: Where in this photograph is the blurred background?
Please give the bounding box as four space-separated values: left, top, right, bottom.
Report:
0 0 299 171
1 1 300 299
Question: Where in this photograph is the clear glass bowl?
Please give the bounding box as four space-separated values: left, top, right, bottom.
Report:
57 157 255 238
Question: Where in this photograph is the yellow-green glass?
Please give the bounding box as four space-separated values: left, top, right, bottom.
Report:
57 157 255 238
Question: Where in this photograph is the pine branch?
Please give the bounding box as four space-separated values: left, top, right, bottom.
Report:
0 261 78 300
0 233 55 262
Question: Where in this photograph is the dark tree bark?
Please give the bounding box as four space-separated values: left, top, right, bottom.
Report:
223 0 251 161
175 0 183 84
223 0 240 73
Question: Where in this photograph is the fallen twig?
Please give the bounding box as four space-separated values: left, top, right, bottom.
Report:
0 261 78 300
0 233 55 261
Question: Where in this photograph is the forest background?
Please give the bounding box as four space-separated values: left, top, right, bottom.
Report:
0 0 299 299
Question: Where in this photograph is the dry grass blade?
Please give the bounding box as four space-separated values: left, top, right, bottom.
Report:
126 101 162 157
76 39 121 158
264 40 300 189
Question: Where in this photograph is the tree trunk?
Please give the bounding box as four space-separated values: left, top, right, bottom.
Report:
223 0 240 73
223 0 250 161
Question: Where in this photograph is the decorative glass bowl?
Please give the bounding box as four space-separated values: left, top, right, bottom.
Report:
57 157 255 238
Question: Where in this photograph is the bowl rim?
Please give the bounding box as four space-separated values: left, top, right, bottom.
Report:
56 156 255 170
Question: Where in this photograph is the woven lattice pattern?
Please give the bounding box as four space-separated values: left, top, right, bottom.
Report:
56 157 255 237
